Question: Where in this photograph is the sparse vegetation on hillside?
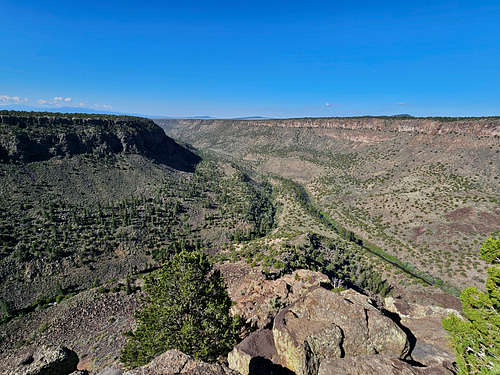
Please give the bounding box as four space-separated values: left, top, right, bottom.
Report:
160 118 500 290
0 158 275 310
0 114 276 314
219 177 394 297
0 113 282 371
1 112 497 373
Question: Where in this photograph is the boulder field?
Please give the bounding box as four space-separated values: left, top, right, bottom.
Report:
7 270 458 375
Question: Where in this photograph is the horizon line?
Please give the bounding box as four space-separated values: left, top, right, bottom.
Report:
2 108 500 121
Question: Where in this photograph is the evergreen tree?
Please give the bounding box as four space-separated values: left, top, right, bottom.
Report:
480 232 500 264
120 250 237 368
442 233 500 374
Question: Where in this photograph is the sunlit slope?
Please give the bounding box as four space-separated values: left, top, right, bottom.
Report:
157 117 500 289
0 112 274 312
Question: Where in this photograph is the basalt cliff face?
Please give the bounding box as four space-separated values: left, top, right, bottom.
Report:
0 114 199 170
158 117 500 137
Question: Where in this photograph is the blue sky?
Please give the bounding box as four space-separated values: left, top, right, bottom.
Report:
1 1 499 117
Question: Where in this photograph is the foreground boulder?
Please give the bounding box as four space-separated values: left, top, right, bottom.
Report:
410 341 456 369
228 329 289 375
123 350 237 375
384 296 458 367
11 345 79 375
273 287 409 375
318 355 456 375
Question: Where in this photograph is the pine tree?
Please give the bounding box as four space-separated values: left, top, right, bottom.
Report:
480 232 500 264
120 250 237 368
442 233 500 374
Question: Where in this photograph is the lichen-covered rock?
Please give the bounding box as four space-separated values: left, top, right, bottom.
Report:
123 350 237 375
10 345 79 375
229 269 331 328
318 355 456 375
273 287 409 375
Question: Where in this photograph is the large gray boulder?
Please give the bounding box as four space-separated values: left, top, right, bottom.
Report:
10 345 79 375
318 355 456 375
411 341 456 368
384 296 458 367
273 287 410 375
123 350 237 375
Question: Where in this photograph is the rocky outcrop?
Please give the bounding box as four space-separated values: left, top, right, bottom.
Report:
10 345 79 375
157 117 500 137
272 287 409 375
229 269 331 329
0 113 200 171
384 296 459 367
228 286 458 375
318 355 456 375
123 350 237 375
384 296 462 320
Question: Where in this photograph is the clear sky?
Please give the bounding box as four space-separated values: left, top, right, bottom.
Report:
1 1 499 117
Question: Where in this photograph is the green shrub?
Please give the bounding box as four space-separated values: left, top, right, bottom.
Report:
442 234 500 374
331 287 346 293
120 250 237 368
0 300 12 322
480 232 500 264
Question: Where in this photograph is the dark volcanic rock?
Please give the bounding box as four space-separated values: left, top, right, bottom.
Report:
384 296 458 367
228 329 295 375
0 113 200 171
411 342 456 369
228 329 280 375
10 345 79 375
